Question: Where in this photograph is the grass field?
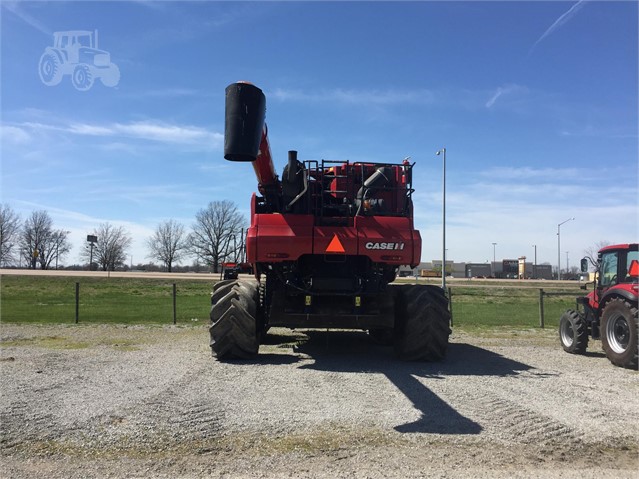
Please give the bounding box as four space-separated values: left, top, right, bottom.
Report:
0 274 584 330
0 275 212 325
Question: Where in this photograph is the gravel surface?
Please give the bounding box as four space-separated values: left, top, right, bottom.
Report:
1 324 637 478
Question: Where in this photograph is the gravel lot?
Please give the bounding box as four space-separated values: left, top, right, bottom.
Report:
1 323 637 478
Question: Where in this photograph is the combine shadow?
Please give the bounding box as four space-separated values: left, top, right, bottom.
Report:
258 329 534 435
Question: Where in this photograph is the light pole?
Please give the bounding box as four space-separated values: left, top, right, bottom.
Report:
557 217 574 280
492 242 497 277
532 244 537 278
436 147 446 290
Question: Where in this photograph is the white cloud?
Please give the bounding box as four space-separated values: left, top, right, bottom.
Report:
271 87 436 106
0 125 31 144
2 1 51 35
479 166 581 181
413 164 637 264
530 0 588 54
485 84 529 109
12 120 223 148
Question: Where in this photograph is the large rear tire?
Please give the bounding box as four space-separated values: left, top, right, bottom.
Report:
394 285 451 361
209 279 260 360
601 298 638 369
38 52 62 86
559 309 588 354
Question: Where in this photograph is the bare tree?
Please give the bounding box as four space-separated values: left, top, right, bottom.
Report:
187 200 245 273
82 223 132 271
0 204 21 266
583 240 612 268
146 219 187 272
19 210 71 269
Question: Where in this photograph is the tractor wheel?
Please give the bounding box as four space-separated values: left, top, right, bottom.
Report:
601 298 638 369
209 279 260 360
72 64 94 91
559 309 588 354
38 52 62 86
394 284 451 361
100 64 120 88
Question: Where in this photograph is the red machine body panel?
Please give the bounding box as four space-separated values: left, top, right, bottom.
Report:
247 213 420 267
247 213 314 262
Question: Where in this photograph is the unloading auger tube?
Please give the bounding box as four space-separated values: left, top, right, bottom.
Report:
210 81 451 361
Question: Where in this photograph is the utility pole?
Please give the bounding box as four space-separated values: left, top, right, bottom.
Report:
436 148 447 290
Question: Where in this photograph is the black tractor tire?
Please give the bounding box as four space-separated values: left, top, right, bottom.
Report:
38 52 62 86
209 279 260 360
601 298 638 369
559 309 589 354
394 284 451 361
72 64 94 91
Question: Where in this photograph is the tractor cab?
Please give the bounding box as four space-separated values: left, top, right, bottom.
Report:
586 244 639 308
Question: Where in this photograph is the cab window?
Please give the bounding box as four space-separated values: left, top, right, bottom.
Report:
625 250 639 282
599 252 618 287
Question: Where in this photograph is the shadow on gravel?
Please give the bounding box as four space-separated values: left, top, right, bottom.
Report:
257 329 534 435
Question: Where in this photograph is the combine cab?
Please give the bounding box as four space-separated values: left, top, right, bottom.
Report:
559 243 638 369
209 82 451 361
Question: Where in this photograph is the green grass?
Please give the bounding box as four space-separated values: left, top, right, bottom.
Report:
449 284 581 330
1 274 585 330
1 275 214 325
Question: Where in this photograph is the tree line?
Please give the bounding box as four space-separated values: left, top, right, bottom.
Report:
0 200 246 273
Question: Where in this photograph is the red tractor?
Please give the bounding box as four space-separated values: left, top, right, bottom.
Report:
209 82 451 361
559 243 638 369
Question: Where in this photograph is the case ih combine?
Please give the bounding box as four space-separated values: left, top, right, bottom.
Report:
560 243 638 369
209 82 451 361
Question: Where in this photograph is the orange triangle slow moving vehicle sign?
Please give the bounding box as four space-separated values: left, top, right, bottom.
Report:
325 234 346 254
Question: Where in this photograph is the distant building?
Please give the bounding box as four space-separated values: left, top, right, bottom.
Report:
399 259 554 280
532 264 553 280
464 263 492 278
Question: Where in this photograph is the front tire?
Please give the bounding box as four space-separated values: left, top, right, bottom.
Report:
100 64 120 87
209 279 260 360
72 64 94 91
394 285 451 361
601 298 638 369
559 309 588 354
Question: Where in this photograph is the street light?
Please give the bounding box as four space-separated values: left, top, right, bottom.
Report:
557 217 574 280
492 242 497 277
436 147 446 290
532 244 537 278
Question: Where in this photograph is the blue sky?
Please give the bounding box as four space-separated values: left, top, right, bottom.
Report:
1 1 637 269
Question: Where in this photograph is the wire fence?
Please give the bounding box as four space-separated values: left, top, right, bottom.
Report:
1 275 584 329
448 285 581 329
1 277 213 325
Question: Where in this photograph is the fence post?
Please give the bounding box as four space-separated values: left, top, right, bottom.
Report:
538 288 545 329
447 287 453 327
75 282 80 324
173 283 177 325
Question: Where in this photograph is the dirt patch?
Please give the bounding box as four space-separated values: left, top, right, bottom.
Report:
1 324 637 478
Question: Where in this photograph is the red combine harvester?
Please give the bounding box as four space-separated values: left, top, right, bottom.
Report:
209 82 451 360
559 243 638 369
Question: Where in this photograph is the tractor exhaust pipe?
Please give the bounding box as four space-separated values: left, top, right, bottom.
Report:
224 82 266 162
